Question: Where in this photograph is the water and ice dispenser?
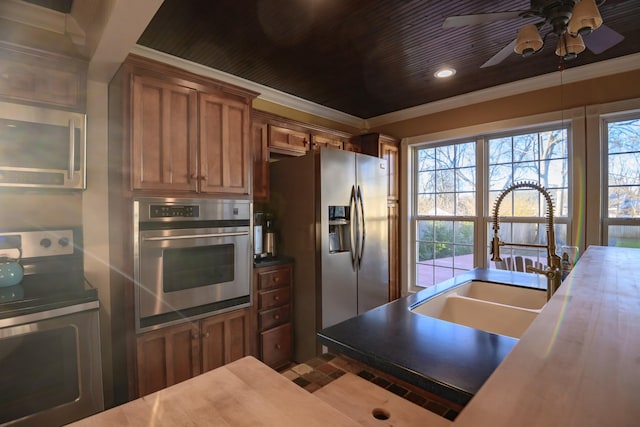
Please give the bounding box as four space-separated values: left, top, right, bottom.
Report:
328 205 351 254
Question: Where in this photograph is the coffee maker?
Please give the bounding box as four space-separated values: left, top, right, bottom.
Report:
254 211 277 260
264 217 277 257
254 211 265 260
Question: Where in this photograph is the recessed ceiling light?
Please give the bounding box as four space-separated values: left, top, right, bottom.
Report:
434 68 456 78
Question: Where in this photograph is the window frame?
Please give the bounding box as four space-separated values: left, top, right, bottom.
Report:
599 111 640 246
402 108 585 295
585 98 640 249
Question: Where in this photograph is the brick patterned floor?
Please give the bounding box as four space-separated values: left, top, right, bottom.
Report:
281 353 460 421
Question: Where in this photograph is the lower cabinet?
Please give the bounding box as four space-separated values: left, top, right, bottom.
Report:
136 307 252 397
253 263 293 370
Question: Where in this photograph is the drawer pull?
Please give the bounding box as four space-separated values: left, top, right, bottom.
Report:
274 314 280 320
274 295 280 301
275 344 282 350
272 276 280 283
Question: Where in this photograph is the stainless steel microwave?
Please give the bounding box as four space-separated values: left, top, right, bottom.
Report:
0 101 86 190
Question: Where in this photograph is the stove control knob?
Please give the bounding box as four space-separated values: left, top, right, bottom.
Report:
58 237 70 247
40 238 52 248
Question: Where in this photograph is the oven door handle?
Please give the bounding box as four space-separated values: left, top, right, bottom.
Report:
142 231 249 241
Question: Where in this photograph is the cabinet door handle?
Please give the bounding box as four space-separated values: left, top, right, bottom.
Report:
275 344 282 350
191 331 199 340
203 332 210 339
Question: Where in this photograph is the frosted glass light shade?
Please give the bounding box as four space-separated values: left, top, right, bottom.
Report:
568 0 603 36
514 24 543 56
556 33 586 59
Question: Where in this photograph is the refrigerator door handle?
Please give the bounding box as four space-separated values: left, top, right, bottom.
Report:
349 184 358 269
357 185 365 268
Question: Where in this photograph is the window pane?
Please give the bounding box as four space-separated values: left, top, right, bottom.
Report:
513 133 537 162
436 169 455 192
605 118 640 247
456 142 476 167
456 192 476 216
489 165 512 191
417 194 435 216
435 193 455 215
489 137 512 164
417 220 434 242
608 153 640 185
456 167 475 191
608 225 640 248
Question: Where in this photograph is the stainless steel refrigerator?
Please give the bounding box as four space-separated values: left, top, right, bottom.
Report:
270 147 389 362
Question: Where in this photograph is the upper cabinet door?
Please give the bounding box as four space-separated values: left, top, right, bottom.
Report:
268 125 309 156
311 134 344 151
131 74 198 191
199 92 251 195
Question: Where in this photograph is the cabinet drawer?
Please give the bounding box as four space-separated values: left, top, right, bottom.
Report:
260 323 292 369
258 287 290 310
258 304 291 331
257 268 290 290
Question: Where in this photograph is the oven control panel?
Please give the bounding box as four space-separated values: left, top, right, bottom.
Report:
150 205 200 218
0 229 74 259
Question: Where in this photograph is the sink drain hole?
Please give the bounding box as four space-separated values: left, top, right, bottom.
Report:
372 407 390 420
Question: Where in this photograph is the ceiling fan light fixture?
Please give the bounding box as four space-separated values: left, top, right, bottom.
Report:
568 0 603 36
555 33 586 59
514 24 543 57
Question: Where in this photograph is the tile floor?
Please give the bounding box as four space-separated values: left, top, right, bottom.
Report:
281 353 460 421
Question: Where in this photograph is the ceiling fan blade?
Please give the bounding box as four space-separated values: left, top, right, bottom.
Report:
443 11 527 28
583 24 625 54
481 39 517 68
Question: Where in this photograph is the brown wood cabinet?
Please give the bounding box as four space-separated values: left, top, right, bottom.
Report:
268 124 310 155
131 73 198 191
117 55 257 196
252 121 269 201
0 42 87 111
253 263 293 369
136 308 252 397
198 91 252 194
311 133 344 150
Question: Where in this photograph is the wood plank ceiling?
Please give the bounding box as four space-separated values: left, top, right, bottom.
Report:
30 0 640 119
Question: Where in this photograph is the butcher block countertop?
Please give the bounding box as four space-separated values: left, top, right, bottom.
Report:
452 245 640 427
68 356 362 427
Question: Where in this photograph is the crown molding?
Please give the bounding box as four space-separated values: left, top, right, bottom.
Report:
130 45 364 129
365 53 640 128
131 46 639 131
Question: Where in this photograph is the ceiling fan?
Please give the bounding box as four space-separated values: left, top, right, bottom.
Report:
443 0 625 68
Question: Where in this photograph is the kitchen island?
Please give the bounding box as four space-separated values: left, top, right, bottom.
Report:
318 267 547 405
320 245 640 426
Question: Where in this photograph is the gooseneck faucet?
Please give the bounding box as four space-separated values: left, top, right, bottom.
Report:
491 181 562 301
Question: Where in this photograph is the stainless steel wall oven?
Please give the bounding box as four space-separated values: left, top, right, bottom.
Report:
134 198 252 332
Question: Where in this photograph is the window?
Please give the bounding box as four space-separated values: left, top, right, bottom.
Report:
414 142 476 287
603 115 640 248
410 123 571 292
486 127 569 269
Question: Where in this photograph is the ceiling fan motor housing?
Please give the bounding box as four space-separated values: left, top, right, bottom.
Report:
532 0 579 34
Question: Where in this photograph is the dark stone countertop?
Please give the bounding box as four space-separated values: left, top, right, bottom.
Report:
253 255 294 268
317 268 547 406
